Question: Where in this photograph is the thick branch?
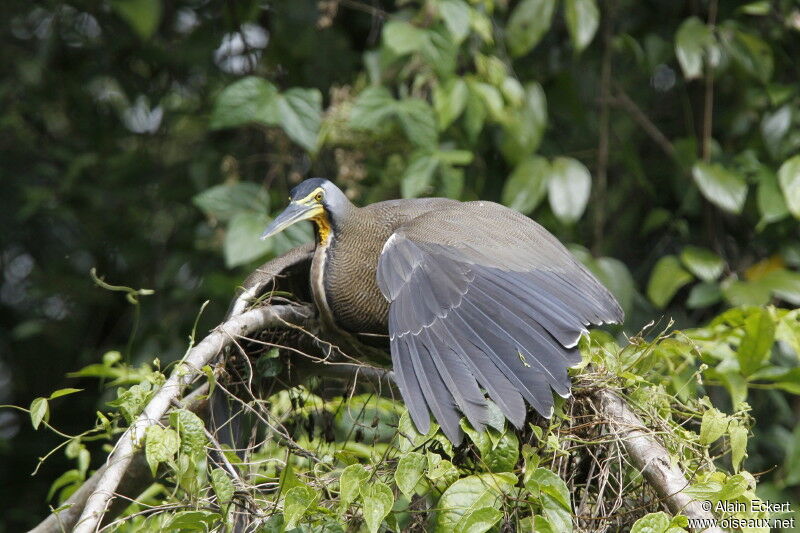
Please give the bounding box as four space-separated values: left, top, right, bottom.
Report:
594 389 723 533
71 304 312 533
28 386 211 533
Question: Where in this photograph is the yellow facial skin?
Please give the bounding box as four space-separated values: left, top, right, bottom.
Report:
296 188 332 243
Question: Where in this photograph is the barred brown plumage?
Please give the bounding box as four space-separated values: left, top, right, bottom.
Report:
258 178 623 444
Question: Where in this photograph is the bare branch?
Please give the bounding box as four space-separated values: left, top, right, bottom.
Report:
71 304 312 533
593 389 723 533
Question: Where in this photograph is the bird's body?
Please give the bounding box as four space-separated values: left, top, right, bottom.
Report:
261 179 623 444
312 197 458 334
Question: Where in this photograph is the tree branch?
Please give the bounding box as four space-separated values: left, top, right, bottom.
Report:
70 304 313 533
28 385 211 533
593 389 723 533
30 300 721 533
607 87 676 160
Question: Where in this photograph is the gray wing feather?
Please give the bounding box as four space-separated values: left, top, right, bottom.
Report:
376 201 623 438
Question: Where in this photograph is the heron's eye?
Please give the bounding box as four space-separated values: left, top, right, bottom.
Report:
315 192 323 202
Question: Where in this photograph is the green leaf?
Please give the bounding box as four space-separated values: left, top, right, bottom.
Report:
439 0 471 43
737 308 775 376
687 282 722 309
775 309 800 357
470 82 504 122
192 183 268 221
717 473 749 500
283 485 317 530
169 409 207 458
395 452 426 498
30 397 48 429
210 77 279 130
691 162 748 214
395 99 438 147
783 424 800 486
436 149 473 166
47 469 83 502
631 512 671 533
484 431 520 473
464 85 487 142
349 87 396 131
434 473 516 531
757 170 790 225
739 1 771 15
108 382 153 423
760 105 791 158
679 246 724 282
210 78 320 150
420 29 459 77
725 29 773 83
647 255 694 309
595 257 636 316
224 212 272 268
455 506 503 533
111 0 162 40
526 468 571 512
506 0 557 57
699 407 729 445
499 83 547 164
211 468 235 506
168 510 221 530
729 423 748 472
275 88 323 151
681 480 723 499
402 152 439 198
48 388 83 400
434 79 469 130
675 17 712 79
144 425 180 476
502 156 550 214
778 155 800 219
763 269 800 305
547 157 591 224
361 482 394 533
722 280 771 306
383 20 427 55
438 165 465 199
339 464 369 509
532 516 557 533
564 0 599 52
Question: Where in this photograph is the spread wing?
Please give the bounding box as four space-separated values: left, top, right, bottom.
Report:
376 202 623 444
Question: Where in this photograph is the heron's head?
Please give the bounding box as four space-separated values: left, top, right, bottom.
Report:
261 178 351 243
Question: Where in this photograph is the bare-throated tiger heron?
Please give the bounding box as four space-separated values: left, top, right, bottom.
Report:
260 178 623 444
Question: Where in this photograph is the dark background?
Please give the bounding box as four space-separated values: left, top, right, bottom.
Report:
2 1 799 530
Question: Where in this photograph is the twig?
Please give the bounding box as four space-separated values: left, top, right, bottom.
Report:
593 0 614 254
607 86 676 160
702 0 718 162
594 389 723 533
71 304 312 533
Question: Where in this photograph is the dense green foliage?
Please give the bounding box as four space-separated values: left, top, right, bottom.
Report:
2 0 799 531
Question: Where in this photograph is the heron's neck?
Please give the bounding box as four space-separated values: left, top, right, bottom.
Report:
311 213 333 245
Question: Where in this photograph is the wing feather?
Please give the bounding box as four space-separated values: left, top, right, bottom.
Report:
376 201 623 439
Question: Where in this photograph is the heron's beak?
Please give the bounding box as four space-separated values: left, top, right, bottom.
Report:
260 201 319 240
